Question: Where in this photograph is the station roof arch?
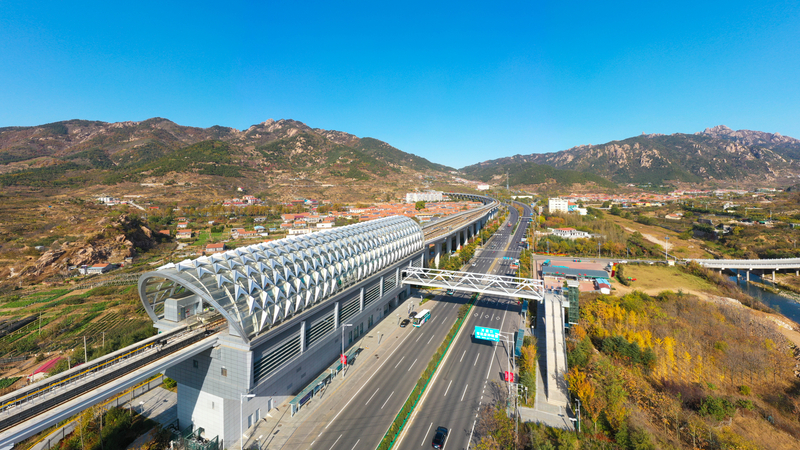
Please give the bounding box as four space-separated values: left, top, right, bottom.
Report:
138 216 424 344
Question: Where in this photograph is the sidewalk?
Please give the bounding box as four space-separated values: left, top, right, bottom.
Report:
520 298 574 430
238 298 423 450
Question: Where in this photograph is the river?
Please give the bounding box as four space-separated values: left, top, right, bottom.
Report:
729 272 800 324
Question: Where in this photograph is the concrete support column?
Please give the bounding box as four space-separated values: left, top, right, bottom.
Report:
446 236 452 255
773 270 776 283
379 275 384 298
456 230 463 251
747 270 750 282
359 287 365 312
334 302 340 329
300 321 306 352
434 241 442 268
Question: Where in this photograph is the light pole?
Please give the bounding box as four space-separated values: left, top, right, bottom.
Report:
240 393 255 450
341 323 353 378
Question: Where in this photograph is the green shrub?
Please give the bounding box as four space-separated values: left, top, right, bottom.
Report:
163 377 177 389
699 395 737 421
738 385 751 396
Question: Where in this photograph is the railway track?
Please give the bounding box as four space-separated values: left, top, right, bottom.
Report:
0 317 224 433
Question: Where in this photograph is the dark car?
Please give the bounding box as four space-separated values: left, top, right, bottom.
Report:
400 319 410 328
432 426 448 448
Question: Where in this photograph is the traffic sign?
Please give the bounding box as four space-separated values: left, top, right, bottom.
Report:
474 326 500 342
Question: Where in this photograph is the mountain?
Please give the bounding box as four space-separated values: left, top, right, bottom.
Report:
0 118 454 195
462 126 800 188
459 158 617 190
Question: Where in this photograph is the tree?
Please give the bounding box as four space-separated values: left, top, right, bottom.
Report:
415 200 426 210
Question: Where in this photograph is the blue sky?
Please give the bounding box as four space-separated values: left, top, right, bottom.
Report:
1 1 798 168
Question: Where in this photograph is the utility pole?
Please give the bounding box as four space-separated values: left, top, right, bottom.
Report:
84 336 88 363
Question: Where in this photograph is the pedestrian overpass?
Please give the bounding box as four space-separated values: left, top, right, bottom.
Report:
401 267 545 301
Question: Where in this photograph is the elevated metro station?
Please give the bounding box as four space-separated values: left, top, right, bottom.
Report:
137 216 426 444
0 195 498 448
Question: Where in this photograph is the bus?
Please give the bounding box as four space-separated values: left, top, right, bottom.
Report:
412 309 431 327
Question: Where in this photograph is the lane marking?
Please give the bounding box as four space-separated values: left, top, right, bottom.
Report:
351 439 360 450
461 384 469 402
365 388 379 406
466 419 477 450
421 422 433 447
473 353 480 366
380 391 394 410
427 334 435 345
329 434 342 450
460 350 466 362
323 326 416 430
408 358 418 372
416 333 424 343
394 356 406 369
444 379 452 397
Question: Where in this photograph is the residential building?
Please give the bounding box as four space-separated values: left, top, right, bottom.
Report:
405 190 443 203
206 243 226 254
87 263 113 274
548 198 569 213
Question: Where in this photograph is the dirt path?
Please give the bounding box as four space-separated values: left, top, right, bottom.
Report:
619 225 667 248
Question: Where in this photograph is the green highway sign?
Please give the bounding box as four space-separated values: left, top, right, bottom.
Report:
474 326 500 342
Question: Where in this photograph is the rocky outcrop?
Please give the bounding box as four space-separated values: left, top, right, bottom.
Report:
10 215 164 284
699 125 800 149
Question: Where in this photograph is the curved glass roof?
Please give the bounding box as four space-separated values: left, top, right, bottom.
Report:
138 216 424 344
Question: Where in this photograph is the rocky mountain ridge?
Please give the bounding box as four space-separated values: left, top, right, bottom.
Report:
463 126 800 187
0 118 452 191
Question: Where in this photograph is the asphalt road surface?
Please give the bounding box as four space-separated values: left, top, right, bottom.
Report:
398 202 531 450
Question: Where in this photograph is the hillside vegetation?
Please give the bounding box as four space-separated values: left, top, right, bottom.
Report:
0 117 454 191
460 159 617 190
561 285 800 449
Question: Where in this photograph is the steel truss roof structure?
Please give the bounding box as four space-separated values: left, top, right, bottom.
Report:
401 267 544 301
138 216 424 344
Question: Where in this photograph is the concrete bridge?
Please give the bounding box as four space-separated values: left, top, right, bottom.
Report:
691 257 800 282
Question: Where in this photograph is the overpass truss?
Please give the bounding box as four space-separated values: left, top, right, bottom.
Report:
401 267 544 301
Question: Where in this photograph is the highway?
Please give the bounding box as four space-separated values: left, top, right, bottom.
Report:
277 203 517 450
398 203 531 450
278 290 469 450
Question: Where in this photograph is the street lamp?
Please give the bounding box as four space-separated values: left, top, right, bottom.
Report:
341 323 353 378
240 393 255 450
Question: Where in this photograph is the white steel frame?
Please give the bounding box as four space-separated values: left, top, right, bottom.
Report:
401 267 544 301
138 216 424 344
